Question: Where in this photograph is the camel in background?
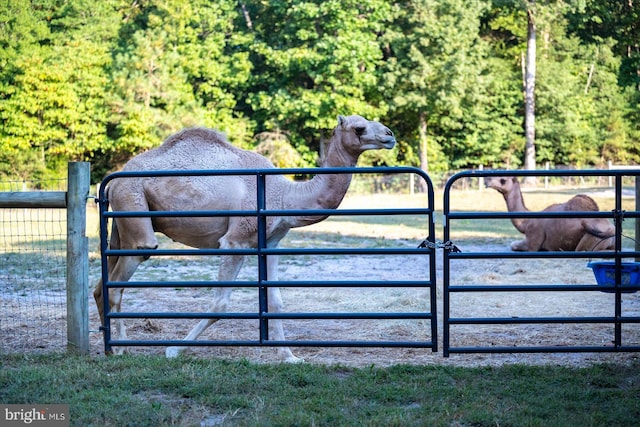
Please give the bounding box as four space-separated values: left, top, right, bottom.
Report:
485 176 615 252
94 115 396 362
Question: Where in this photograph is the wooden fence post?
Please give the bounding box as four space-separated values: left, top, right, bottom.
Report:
66 162 90 354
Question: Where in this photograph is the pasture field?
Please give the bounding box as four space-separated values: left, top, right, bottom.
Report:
2 184 640 364
2 182 640 425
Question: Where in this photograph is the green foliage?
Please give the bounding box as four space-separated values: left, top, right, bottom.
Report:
245 0 391 162
0 0 116 179
381 0 493 172
108 0 253 151
0 0 638 181
253 131 306 168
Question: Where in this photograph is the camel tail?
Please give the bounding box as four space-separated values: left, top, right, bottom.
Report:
94 218 121 322
108 219 121 252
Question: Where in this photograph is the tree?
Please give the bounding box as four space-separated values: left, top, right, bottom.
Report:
382 0 490 178
567 0 640 164
107 0 253 160
523 0 537 178
528 1 638 167
242 0 392 165
1 0 639 181
0 0 116 179
490 0 539 181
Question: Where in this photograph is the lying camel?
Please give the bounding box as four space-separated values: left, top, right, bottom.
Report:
94 115 396 362
484 176 615 251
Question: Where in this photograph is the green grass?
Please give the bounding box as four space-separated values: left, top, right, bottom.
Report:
1 354 639 426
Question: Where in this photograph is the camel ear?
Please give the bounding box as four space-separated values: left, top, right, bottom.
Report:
338 115 346 127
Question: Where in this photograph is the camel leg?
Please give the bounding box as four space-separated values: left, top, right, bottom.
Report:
93 258 118 326
94 217 157 355
165 286 233 358
514 221 547 251
579 219 616 251
109 255 148 354
266 254 302 363
510 239 529 251
268 285 301 363
94 220 121 328
576 234 615 251
166 254 245 358
594 236 615 251
94 255 146 354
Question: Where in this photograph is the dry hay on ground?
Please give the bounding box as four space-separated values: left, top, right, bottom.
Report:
78 241 640 368
3 189 639 366
2 236 638 367
4 188 639 366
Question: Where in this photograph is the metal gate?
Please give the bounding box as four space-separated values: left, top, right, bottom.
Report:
97 167 438 354
443 170 640 356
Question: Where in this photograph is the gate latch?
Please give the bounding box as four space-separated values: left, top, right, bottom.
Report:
417 238 461 253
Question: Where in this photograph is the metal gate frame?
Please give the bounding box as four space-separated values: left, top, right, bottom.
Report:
443 169 640 356
97 166 438 353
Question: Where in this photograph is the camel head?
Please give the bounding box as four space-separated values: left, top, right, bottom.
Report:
484 176 519 196
324 115 396 165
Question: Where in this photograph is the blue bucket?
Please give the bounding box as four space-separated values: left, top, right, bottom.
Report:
587 261 640 293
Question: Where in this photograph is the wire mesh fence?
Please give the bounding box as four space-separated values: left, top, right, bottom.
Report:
0 179 67 353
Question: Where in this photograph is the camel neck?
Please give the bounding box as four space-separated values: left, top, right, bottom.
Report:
503 181 528 232
309 130 360 208
286 167 353 212
282 132 358 223
322 129 359 168
503 182 528 212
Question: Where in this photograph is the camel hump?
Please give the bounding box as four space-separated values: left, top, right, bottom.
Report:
566 194 599 211
161 127 230 150
122 126 274 171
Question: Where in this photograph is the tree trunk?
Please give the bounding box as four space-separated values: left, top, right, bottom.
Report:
523 2 537 186
240 3 253 29
418 111 429 193
319 131 326 165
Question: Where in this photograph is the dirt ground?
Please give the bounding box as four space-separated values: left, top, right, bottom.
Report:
78 238 640 368
3 190 640 367
3 245 639 367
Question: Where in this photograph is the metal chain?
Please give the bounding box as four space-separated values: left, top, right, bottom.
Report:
417 239 461 252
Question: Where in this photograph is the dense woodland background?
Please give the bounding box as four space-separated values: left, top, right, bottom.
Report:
0 0 638 183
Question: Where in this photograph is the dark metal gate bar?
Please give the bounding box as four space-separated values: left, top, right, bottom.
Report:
443 169 640 357
98 166 438 353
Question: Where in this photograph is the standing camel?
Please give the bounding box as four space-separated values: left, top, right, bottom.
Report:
94 115 396 362
484 176 615 251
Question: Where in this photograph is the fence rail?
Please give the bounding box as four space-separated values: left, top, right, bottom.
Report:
3 164 640 358
443 169 640 356
0 192 67 208
97 167 439 354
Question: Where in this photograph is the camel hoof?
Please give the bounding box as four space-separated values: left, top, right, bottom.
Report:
284 355 304 364
166 346 182 358
104 347 126 356
113 347 127 356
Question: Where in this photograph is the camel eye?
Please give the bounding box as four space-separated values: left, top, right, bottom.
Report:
500 178 506 185
354 127 365 136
